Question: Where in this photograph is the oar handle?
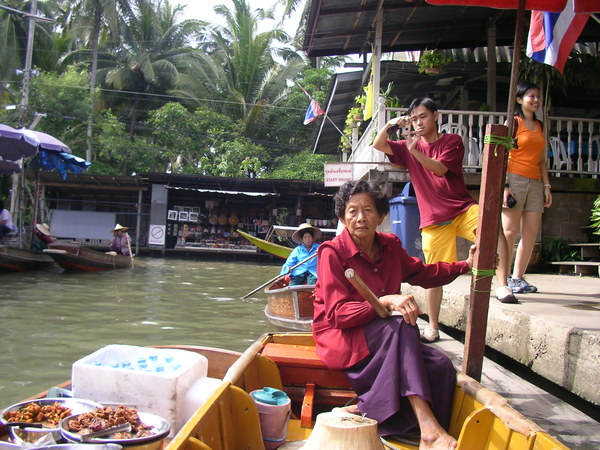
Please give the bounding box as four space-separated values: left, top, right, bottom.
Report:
344 268 389 319
241 253 317 299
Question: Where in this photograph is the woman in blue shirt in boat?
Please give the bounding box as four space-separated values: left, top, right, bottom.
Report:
280 223 321 285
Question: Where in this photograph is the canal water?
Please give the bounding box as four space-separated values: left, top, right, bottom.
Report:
0 256 282 407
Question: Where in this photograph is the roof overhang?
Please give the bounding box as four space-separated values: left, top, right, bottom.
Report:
303 0 599 58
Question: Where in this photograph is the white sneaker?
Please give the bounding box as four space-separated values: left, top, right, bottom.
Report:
495 286 518 304
420 327 440 343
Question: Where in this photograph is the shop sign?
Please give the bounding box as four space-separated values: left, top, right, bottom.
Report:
324 163 353 187
148 224 166 246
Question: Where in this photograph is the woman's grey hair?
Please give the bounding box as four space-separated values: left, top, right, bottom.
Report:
334 180 390 218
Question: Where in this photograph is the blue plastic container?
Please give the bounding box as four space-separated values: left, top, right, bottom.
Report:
389 182 424 261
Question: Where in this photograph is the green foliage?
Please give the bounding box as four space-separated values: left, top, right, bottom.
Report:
417 49 451 75
28 67 90 153
145 102 272 177
256 66 331 165
380 82 402 108
268 150 336 181
541 237 581 263
590 194 600 240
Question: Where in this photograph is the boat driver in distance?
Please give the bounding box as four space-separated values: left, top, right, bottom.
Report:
280 223 321 286
107 224 132 256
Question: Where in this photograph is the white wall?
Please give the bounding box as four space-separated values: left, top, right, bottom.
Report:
50 210 117 240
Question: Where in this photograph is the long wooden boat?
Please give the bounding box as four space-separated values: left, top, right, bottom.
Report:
43 242 133 271
0 333 569 449
238 226 338 260
264 279 314 331
236 229 292 259
168 332 568 449
0 245 55 272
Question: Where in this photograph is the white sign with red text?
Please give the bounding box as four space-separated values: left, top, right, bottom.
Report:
324 163 353 187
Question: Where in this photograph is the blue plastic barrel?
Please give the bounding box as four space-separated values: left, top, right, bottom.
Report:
389 182 424 261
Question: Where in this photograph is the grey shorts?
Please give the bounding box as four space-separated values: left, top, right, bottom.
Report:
505 172 544 213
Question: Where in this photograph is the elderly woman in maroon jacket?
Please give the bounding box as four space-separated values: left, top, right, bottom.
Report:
313 180 475 450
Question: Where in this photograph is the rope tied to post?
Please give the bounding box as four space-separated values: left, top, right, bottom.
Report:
470 267 497 293
483 135 516 157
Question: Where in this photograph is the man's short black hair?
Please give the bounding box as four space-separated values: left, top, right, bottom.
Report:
408 97 439 116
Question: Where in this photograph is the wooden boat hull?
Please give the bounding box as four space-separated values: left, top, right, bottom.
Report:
264 281 314 331
44 243 133 271
237 229 291 259
0 245 55 272
168 333 568 450
0 334 568 449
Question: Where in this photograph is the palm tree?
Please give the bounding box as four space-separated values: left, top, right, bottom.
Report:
172 0 304 134
96 0 206 137
66 0 136 161
0 0 61 112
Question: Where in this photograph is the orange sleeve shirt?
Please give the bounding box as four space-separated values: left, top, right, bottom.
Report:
507 116 545 180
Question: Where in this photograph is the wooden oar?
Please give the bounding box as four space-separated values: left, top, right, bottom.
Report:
126 233 134 268
241 253 318 299
344 268 390 319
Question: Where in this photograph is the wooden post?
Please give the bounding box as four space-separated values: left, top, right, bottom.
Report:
462 123 508 381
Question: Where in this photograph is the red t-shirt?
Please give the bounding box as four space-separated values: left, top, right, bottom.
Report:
387 133 476 228
313 228 470 370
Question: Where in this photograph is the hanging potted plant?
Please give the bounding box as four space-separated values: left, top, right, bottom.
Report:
347 107 363 127
353 94 366 121
417 49 451 76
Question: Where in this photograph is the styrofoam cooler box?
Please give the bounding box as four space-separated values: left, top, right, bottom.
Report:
71 345 208 436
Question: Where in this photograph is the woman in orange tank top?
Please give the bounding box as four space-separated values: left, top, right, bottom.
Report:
497 81 553 301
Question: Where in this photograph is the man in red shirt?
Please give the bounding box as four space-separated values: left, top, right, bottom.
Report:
373 98 515 343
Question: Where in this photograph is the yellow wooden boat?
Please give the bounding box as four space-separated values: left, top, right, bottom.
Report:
238 226 338 260
168 332 568 450
237 229 292 259
0 335 568 449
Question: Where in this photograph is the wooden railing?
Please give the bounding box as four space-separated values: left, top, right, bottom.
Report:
349 107 600 180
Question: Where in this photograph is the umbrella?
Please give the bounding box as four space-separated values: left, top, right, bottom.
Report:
30 149 91 180
19 128 72 154
0 124 38 161
424 0 600 381
0 160 21 175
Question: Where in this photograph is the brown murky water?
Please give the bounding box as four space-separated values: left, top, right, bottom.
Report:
0 256 282 406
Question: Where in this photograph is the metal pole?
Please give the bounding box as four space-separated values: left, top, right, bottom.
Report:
136 190 142 255
18 0 37 127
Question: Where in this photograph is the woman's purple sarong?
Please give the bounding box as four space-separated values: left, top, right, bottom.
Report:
344 316 456 437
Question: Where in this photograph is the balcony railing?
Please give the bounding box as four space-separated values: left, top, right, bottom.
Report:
349 106 600 181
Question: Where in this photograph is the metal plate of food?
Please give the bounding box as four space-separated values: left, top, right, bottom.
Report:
1 398 103 428
59 407 170 446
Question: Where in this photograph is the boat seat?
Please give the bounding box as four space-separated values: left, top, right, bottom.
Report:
262 342 354 428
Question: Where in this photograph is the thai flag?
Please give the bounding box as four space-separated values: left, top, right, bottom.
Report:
526 1 590 74
303 97 324 125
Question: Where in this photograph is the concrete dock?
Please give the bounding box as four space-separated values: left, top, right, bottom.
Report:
407 272 600 448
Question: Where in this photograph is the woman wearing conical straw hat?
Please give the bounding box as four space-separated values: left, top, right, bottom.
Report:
31 223 54 252
108 224 132 256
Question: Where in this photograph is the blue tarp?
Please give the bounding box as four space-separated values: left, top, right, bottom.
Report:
31 150 91 180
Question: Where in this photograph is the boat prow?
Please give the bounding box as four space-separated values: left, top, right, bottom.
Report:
0 245 55 272
264 280 314 331
236 229 291 259
44 242 133 271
